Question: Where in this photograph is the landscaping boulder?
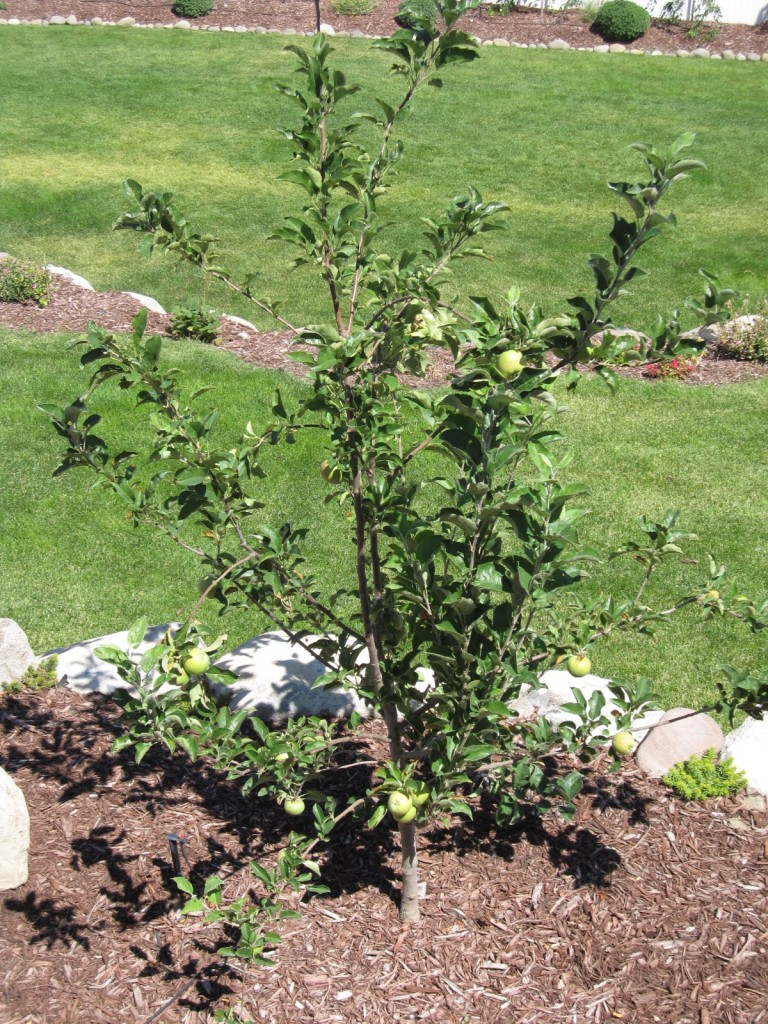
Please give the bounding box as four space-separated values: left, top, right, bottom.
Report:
0 767 30 890
47 624 180 695
211 631 374 724
635 707 724 778
722 714 768 796
0 619 35 686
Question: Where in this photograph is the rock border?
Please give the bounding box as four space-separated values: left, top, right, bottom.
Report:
0 16 767 60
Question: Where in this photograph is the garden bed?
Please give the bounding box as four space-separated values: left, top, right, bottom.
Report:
2 686 767 1024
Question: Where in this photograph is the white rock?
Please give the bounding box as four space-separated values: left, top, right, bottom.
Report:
676 48 691 57
65 14 77 24
48 15 66 24
511 669 644 740
493 38 510 46
0 768 29 891
594 44 610 52
91 16 103 24
122 291 166 314
117 16 137 26
746 52 760 61
44 264 95 291
319 22 335 35
234 25 248 32
174 19 192 29
690 47 709 57
635 707 724 778
0 619 35 687
46 624 181 695
221 313 258 332
548 38 570 49
721 49 735 59
8 16 21 24
722 715 768 796
609 43 626 53
211 631 374 724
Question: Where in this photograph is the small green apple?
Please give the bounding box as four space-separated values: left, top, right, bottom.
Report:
275 751 290 764
387 791 414 821
182 648 211 676
496 349 523 379
396 804 417 824
612 731 635 756
410 781 430 808
320 460 343 485
284 797 305 816
567 654 591 678
173 668 190 686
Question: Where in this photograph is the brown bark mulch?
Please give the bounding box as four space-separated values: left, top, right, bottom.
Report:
1 686 768 1024
3 0 768 57
3 270 768 386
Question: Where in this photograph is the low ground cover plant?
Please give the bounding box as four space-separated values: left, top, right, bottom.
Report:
593 0 651 40
0 258 48 307
44 0 768 990
332 0 378 13
643 356 696 379
714 300 768 362
168 302 221 344
171 0 214 17
1 656 58 694
663 747 747 799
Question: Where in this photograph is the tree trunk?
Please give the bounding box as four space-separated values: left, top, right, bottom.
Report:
398 819 420 923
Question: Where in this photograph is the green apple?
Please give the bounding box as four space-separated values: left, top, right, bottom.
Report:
173 668 190 686
275 751 290 764
410 781 430 808
284 797 305 816
183 648 211 676
320 460 343 485
396 804 417 824
567 654 591 678
497 349 523 379
197 575 220 598
612 731 635 755
387 791 414 821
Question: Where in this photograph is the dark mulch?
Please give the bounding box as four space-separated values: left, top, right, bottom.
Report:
2 686 768 1024
3 0 768 56
3 270 768 386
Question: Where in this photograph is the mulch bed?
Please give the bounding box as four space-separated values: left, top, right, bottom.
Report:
3 270 768 386
1 686 768 1024
3 0 768 56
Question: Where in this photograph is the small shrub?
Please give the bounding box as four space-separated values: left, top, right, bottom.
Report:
169 303 221 344
643 356 695 380
331 0 377 13
579 0 606 25
397 0 438 29
171 0 214 18
0 3 8 10
484 0 514 15
2 656 59 695
593 0 650 40
0 258 49 307
714 301 768 362
663 747 747 800
658 0 722 39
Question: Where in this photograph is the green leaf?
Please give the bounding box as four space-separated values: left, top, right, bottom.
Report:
127 616 148 648
174 876 195 895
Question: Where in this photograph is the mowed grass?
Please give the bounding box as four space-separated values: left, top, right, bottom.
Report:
1 27 767 331
1 325 767 715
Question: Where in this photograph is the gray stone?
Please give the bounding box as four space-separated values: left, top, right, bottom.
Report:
234 25 248 32
709 53 721 59
221 313 257 333
549 38 570 50
747 52 761 61
690 47 710 57
174 19 192 28
0 619 35 686
722 715 768 796
211 631 374 724
91 16 103 24
676 49 691 57
65 14 77 24
740 793 768 811
635 707 724 778
46 623 181 695
0 768 29 891
222 26 236 32
117 16 136 26
208 26 221 31
7 16 20 23
319 22 335 35
594 44 610 52
44 264 94 291
736 53 747 60
30 18 44 24
763 54 768 62
493 38 510 46
0 18 8 23
609 43 626 53
721 49 735 59
121 291 166 314
48 15 66 24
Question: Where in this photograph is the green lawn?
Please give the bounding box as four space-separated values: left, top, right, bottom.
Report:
1 27 767 333
1 326 766 716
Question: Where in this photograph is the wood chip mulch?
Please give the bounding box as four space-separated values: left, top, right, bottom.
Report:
3 271 768 387
2 686 768 1024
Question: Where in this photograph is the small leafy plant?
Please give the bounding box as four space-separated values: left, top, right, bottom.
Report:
2 656 58 694
663 747 747 800
0 258 49 307
657 0 722 40
331 0 377 13
171 0 214 17
643 356 695 380
169 303 221 345
397 0 439 29
593 0 650 40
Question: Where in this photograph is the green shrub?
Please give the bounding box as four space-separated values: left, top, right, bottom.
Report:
593 0 650 41
169 303 221 344
331 0 377 13
714 301 768 362
0 3 8 10
171 0 214 18
0 258 49 306
2 656 58 694
663 747 747 800
397 0 438 29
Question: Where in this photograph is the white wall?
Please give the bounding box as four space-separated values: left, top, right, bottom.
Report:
531 0 768 25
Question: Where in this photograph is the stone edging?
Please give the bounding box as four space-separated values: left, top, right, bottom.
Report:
0 16 766 60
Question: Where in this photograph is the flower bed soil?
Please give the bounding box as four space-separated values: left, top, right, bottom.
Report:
3 273 768 386
2 686 768 1024
2 0 768 56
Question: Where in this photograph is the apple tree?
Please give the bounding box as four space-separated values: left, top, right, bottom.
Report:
44 0 768 956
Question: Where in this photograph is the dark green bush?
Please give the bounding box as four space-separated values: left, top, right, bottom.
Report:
396 0 438 29
169 303 221 344
593 0 651 41
171 0 214 18
0 258 49 306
